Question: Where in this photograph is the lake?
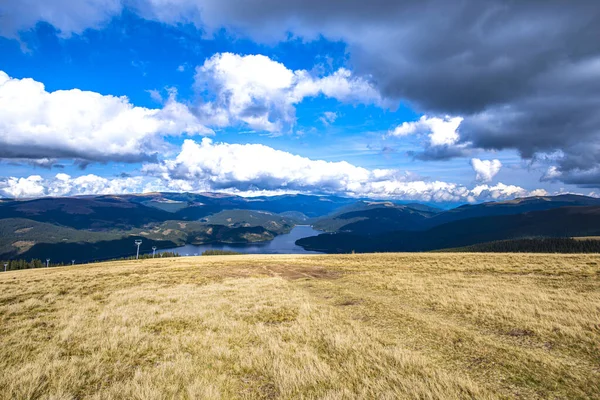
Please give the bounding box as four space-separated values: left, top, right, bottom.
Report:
159 225 323 255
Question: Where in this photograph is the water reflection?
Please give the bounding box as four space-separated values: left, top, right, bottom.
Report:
159 225 323 255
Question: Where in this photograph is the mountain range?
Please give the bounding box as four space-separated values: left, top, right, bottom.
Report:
1 192 600 262
299 195 600 252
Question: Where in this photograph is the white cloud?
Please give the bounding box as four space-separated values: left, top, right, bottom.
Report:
0 139 548 202
0 71 211 163
292 68 381 103
195 53 380 132
0 175 46 198
319 111 338 126
387 115 473 160
471 158 502 182
388 115 464 147
540 166 561 182
142 138 376 191
469 183 530 200
0 173 156 198
389 120 421 137
140 138 545 202
47 173 147 197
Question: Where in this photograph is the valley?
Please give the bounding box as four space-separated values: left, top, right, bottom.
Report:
2 192 600 266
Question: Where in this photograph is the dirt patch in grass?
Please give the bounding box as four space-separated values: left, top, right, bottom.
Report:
213 264 342 281
507 328 536 337
262 265 342 280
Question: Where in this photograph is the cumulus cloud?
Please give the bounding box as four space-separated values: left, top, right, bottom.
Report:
0 71 211 163
471 159 502 183
140 138 545 202
541 166 562 183
388 115 471 160
0 139 549 202
389 116 463 146
195 53 380 132
468 183 547 203
0 175 46 198
143 138 375 192
0 173 155 198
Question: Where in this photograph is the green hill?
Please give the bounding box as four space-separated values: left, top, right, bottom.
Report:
4 193 600 261
200 209 296 234
422 194 600 228
299 206 600 253
314 202 437 234
0 218 178 263
0 197 173 230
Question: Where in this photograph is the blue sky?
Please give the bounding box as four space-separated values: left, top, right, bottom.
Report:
1 1 599 203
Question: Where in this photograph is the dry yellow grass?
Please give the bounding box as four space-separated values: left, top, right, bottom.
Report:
0 253 599 399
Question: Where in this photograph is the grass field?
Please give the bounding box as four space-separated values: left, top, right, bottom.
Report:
0 253 599 399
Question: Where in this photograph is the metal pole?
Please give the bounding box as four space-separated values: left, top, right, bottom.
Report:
3 263 7 272
46 259 50 268
72 260 75 266
135 240 142 260
152 246 157 258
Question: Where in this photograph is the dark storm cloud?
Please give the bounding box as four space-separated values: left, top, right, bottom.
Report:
0 145 159 165
2 158 61 169
176 0 600 184
172 1 597 107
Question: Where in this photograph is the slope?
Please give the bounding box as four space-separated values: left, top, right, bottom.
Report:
298 206 600 253
0 253 597 399
0 197 173 230
313 201 438 234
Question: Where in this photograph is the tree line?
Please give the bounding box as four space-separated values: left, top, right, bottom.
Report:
444 237 600 253
201 250 243 256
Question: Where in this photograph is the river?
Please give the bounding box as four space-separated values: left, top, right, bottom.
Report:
159 225 323 255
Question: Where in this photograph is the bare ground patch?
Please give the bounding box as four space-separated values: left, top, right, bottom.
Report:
212 264 342 281
11 240 35 253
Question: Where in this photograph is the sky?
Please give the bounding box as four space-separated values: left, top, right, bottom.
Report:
1 0 599 204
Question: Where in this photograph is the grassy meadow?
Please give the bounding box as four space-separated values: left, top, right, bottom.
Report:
0 253 599 399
